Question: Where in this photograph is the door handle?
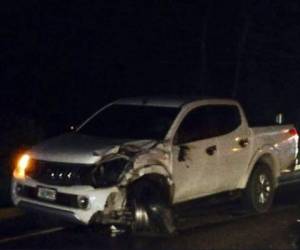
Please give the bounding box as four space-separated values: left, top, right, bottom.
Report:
206 145 217 156
239 138 249 148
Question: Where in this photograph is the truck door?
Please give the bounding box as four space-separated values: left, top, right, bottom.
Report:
172 106 220 203
213 105 252 191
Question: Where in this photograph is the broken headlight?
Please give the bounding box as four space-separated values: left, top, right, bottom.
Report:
92 157 131 188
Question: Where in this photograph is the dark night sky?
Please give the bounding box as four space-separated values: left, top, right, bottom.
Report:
1 0 300 149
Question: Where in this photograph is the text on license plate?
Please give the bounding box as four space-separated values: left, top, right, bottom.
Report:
37 187 57 201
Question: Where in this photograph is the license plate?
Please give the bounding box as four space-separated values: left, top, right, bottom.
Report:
37 187 57 201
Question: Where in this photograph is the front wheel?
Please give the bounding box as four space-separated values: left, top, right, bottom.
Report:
243 164 275 213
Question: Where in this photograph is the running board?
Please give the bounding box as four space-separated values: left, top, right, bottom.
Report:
173 190 242 217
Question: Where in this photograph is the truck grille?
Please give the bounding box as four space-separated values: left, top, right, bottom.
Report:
28 160 93 186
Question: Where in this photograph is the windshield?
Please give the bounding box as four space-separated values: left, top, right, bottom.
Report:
79 104 180 140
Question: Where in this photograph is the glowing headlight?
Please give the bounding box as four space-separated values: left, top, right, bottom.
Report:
13 154 31 179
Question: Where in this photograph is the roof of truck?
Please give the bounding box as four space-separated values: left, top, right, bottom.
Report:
114 96 235 108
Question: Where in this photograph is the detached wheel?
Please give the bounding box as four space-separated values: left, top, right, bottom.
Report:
243 164 275 213
128 183 175 236
131 200 175 236
131 200 150 232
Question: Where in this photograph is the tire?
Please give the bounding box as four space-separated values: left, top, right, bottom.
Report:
128 182 175 236
243 164 275 213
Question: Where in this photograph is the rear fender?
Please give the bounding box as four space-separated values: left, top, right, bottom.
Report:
237 145 280 189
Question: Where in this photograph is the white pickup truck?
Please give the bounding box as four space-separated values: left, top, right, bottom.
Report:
11 97 299 234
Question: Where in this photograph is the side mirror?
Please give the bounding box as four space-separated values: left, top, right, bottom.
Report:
275 113 284 125
178 145 189 162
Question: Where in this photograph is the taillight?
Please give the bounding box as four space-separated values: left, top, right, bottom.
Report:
289 128 298 136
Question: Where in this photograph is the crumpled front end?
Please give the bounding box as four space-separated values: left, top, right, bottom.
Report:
11 138 172 226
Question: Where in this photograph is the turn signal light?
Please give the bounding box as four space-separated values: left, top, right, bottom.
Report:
13 154 31 180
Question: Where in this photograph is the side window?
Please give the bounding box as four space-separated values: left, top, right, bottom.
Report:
175 105 241 144
216 106 241 135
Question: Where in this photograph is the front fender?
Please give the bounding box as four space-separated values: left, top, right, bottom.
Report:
122 164 173 186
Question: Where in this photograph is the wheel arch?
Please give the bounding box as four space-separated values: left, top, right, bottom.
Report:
126 173 173 205
238 149 280 189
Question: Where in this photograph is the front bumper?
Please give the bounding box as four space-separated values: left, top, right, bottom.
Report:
11 178 129 225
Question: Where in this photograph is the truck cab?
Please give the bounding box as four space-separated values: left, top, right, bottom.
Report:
171 99 252 202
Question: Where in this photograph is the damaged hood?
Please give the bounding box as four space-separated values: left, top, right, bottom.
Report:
30 133 158 165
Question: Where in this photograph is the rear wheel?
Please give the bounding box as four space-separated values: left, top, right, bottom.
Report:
243 164 275 213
